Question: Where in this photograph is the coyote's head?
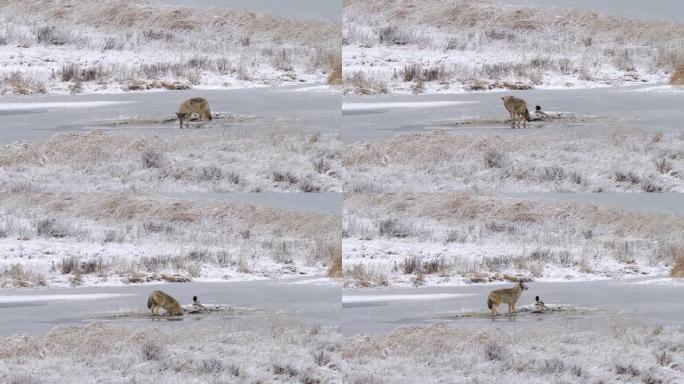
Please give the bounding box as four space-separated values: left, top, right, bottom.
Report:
518 280 528 290
176 112 190 120
167 301 183 316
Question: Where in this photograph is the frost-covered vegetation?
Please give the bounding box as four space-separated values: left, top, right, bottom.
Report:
343 0 684 94
0 0 341 95
343 129 684 193
343 320 684 383
0 320 341 384
343 193 683 287
0 130 342 193
0 192 341 287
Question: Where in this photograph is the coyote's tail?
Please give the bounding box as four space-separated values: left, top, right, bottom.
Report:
147 295 154 309
523 108 531 122
487 298 493 309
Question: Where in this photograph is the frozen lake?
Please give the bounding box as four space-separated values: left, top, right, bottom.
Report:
342 278 684 335
502 0 684 22
0 278 340 337
0 85 340 144
342 85 684 143
162 0 341 22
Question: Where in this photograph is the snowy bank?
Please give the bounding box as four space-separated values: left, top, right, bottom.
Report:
343 0 681 95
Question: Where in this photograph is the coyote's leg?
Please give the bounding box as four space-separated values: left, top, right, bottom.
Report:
508 302 513 315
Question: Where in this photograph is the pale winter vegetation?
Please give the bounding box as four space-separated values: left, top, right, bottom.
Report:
343 0 684 94
343 129 684 193
343 320 684 383
343 193 683 287
0 192 341 287
0 0 340 95
0 130 342 193
0 320 341 384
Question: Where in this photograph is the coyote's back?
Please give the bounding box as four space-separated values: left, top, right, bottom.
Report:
147 290 183 316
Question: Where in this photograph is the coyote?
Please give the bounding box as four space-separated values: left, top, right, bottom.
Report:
176 97 212 128
501 96 531 128
487 281 528 316
147 290 183 316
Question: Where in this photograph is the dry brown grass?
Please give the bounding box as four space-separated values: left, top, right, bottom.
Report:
0 321 340 383
672 258 684 277
344 0 684 94
345 193 684 240
671 253 684 278
342 320 684 383
327 54 343 85
343 264 389 287
2 0 338 46
0 0 340 94
345 0 684 48
328 250 342 278
0 192 339 240
0 71 47 95
343 129 684 193
0 264 47 288
0 130 342 193
671 65 684 85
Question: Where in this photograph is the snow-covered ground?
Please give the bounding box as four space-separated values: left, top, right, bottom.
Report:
343 320 684 383
0 0 340 95
0 320 341 384
343 193 683 288
0 192 341 288
343 0 682 95
343 129 684 193
0 130 342 193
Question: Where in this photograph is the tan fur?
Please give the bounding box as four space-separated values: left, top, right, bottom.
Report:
176 97 212 128
147 290 183 316
487 281 528 316
501 96 531 128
